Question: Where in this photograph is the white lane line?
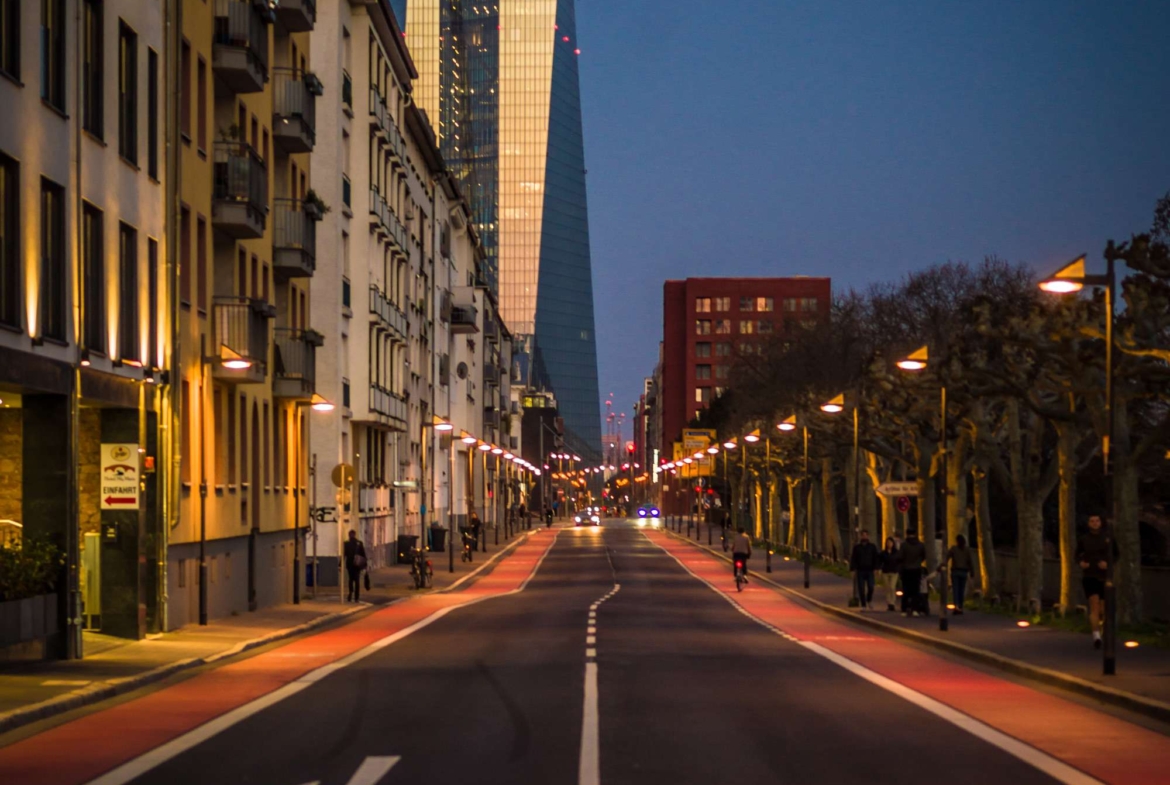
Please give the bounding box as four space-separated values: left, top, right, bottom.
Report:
345 755 401 785
585 647 597 658
586 635 596 645
587 626 597 634
645 533 1104 785
578 663 600 785
86 534 561 785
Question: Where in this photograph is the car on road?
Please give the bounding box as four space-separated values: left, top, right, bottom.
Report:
574 510 602 526
636 505 661 519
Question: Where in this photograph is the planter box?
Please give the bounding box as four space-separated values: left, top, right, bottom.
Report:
0 593 59 647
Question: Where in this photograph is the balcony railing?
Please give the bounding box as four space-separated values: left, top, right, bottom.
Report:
369 284 407 341
273 68 316 154
369 384 407 428
273 328 321 400
369 187 389 235
484 317 500 344
212 296 272 384
213 142 268 238
368 86 389 139
386 207 408 253
274 0 315 32
386 114 406 164
273 198 315 279
342 70 353 115
213 0 269 94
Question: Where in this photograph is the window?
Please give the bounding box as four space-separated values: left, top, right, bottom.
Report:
694 319 711 336
180 381 190 483
714 296 730 312
695 387 711 405
82 203 104 349
118 223 137 361
757 297 774 312
739 320 755 335
0 153 18 328
147 238 157 364
342 378 351 409
342 174 351 208
739 296 753 312
179 207 190 307
118 21 137 163
239 394 248 485
695 297 711 313
196 215 206 312
179 39 190 139
82 0 103 137
263 402 270 489
695 342 711 358
0 0 20 79
800 297 819 312
695 365 712 380
41 0 65 109
715 365 730 380
715 342 731 357
196 57 206 152
227 389 237 484
714 319 731 334
758 320 773 334
147 48 158 178
40 179 65 341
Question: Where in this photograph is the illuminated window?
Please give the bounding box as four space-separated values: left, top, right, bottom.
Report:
714 319 731 334
739 320 755 335
714 297 730 311
695 297 711 313
694 387 711 404
757 297 773 312
695 319 711 335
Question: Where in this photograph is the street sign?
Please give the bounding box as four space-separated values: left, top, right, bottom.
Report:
876 481 918 497
331 463 356 488
896 496 912 513
100 443 140 510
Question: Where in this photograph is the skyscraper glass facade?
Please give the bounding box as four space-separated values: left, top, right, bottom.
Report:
404 0 601 458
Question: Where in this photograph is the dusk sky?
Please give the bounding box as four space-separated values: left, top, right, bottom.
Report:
574 1 1170 442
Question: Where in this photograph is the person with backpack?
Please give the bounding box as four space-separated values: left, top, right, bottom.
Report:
343 529 367 603
899 529 927 617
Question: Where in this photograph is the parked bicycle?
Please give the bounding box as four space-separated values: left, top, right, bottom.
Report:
409 547 433 589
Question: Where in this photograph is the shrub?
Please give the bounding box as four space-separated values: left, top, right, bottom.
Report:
0 540 63 602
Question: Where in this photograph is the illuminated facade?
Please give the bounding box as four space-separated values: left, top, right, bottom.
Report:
405 0 601 460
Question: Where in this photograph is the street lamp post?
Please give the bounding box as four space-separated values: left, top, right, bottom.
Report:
822 393 862 607
292 394 335 604
1039 254 1118 674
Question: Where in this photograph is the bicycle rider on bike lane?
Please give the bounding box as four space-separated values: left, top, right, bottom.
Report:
732 527 752 583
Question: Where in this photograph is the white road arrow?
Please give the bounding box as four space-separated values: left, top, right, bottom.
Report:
293 755 400 785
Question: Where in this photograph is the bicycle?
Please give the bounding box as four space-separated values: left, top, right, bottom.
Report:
734 558 747 592
461 532 475 563
409 547 433 589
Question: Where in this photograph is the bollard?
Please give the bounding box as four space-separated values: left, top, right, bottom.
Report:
939 565 949 632
803 550 811 588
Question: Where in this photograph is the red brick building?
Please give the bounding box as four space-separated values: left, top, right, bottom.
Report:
659 276 831 463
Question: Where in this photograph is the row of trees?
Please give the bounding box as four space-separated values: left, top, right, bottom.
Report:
695 195 1170 622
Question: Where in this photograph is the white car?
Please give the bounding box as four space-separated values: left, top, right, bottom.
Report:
574 511 602 526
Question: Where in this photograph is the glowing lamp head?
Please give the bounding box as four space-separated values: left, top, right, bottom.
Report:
896 359 927 371
1016 620 1031 628
1039 279 1083 294
707 446 719 454
1038 255 1088 295
723 441 737 450
1124 640 1140 649
777 422 795 431
744 432 760 443
478 443 493 452
820 394 845 414
461 434 477 444
223 359 252 370
491 448 504 455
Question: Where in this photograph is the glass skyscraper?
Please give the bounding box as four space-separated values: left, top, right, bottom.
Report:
405 0 602 459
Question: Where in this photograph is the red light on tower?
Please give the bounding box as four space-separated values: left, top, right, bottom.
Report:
562 35 570 42
626 441 635 454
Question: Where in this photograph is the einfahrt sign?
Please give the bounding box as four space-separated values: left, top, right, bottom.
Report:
100 443 140 510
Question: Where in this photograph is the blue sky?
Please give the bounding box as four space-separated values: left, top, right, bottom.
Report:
573 0 1170 441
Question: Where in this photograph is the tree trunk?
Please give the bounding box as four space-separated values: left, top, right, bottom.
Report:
946 432 970 546
753 478 763 540
806 479 820 554
1055 421 1078 615
821 458 842 561
860 451 880 540
786 477 804 549
1113 399 1142 624
914 436 938 570
1018 495 1044 613
971 467 997 599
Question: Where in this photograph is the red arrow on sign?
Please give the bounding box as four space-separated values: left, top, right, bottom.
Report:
104 496 136 505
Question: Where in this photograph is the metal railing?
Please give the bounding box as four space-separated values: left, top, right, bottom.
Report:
369 284 408 340
273 198 316 270
369 187 389 231
369 384 407 422
368 86 390 138
213 141 268 214
273 68 316 144
273 328 317 389
386 207 408 251
213 296 269 368
213 0 269 79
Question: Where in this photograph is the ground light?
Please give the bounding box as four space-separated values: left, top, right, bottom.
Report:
1125 641 1140 649
1016 620 1031 628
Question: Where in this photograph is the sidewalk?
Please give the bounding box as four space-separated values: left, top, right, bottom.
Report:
664 515 1170 718
0 525 539 736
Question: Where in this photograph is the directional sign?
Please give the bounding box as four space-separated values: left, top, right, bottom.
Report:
876 481 918 497
100 443 140 510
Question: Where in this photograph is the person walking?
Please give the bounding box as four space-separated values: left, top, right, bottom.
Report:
1076 513 1116 649
544 504 553 527
943 534 974 614
879 536 901 611
518 502 528 530
469 511 483 551
849 530 881 609
343 529 367 603
899 529 926 617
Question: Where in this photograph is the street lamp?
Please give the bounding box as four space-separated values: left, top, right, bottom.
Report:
421 415 455 573
821 392 861 607
896 345 949 631
1039 253 1118 675
291 394 335 604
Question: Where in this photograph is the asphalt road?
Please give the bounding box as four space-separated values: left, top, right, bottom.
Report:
115 520 1067 785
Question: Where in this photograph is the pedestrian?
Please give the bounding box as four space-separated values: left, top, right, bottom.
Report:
899 529 926 617
518 502 527 530
943 534 974 614
879 536 901 611
544 504 553 527
469 511 483 551
1076 513 1116 649
849 529 880 609
343 529 367 603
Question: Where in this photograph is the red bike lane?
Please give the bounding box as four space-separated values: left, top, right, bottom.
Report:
0 531 559 785
647 530 1169 785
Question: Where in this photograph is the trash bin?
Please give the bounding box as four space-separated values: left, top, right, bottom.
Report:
429 526 447 553
396 534 419 563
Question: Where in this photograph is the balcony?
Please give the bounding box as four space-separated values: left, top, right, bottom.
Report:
369 187 389 236
212 296 273 385
483 363 499 388
386 208 408 253
484 316 499 344
367 384 407 431
273 328 323 400
386 116 406 166
213 0 269 94
450 305 479 334
342 70 353 117
273 69 316 154
274 0 315 32
368 87 389 140
273 198 315 279
213 142 268 239
369 285 407 342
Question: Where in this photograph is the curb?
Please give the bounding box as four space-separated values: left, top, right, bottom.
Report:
0 604 367 737
663 527 1170 725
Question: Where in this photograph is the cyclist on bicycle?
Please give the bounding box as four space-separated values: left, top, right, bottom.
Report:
732 527 752 583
